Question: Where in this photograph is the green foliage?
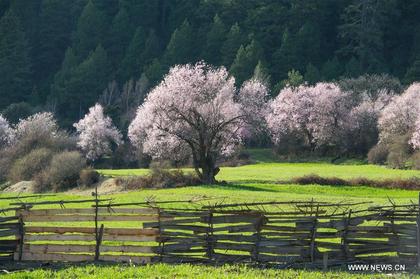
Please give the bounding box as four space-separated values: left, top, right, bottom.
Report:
230 40 263 84
8 148 53 183
73 1 107 58
281 69 304 88
36 151 86 191
221 23 243 66
304 63 321 85
0 11 32 108
1 102 33 124
163 20 196 67
202 14 226 65
0 0 419 124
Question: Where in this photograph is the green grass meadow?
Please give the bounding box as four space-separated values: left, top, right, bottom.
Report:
2 150 420 278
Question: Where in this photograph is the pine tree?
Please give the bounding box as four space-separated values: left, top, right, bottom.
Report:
56 45 111 122
345 57 362 78
321 57 342 80
119 27 147 81
0 11 32 108
304 63 321 85
253 60 271 85
221 23 243 66
36 0 74 88
73 0 107 58
404 58 420 84
202 14 226 65
163 20 195 67
230 40 263 84
107 7 133 67
142 29 161 65
272 29 299 80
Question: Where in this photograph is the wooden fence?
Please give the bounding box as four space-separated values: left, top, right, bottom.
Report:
1 195 420 269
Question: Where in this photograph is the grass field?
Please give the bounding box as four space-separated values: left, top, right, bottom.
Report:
2 263 414 278
2 150 420 277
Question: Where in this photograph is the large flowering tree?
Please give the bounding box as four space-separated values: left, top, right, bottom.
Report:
266 82 350 151
128 62 268 184
411 117 420 150
0 114 13 148
378 83 420 144
14 112 58 141
74 104 122 161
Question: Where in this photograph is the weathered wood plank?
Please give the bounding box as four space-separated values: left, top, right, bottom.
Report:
15 252 94 262
25 226 158 236
22 214 160 222
213 242 254 252
25 234 95 242
23 244 95 253
18 208 158 216
100 255 151 264
0 228 17 237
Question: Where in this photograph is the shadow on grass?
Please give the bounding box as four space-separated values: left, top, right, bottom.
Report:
200 182 278 192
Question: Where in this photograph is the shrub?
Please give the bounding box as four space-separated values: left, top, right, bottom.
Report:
79 168 100 186
410 152 420 170
367 144 388 165
36 151 86 192
116 167 201 190
8 148 53 182
292 174 349 186
292 174 420 190
386 135 411 169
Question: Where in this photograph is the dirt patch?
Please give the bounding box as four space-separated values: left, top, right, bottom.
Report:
65 178 126 195
3 181 37 193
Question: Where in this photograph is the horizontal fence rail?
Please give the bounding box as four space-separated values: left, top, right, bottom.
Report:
0 194 419 269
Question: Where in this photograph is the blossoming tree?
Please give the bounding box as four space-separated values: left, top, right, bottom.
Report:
128 62 268 184
378 83 420 144
74 104 122 161
411 117 420 150
0 114 13 148
266 82 350 152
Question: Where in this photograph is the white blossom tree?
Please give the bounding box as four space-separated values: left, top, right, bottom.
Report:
128 62 267 184
266 82 351 152
14 112 58 141
378 83 420 144
0 114 14 148
74 104 123 161
411 116 420 150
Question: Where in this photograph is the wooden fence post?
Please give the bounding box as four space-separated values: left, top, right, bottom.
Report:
323 253 328 271
252 214 264 263
309 206 319 262
157 207 165 262
341 209 352 261
16 211 24 261
205 210 214 261
416 192 420 268
94 185 103 261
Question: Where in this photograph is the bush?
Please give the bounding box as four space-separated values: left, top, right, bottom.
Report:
292 174 420 190
8 148 53 182
367 144 388 165
411 152 420 170
116 167 201 190
386 135 411 169
79 168 100 186
292 174 349 186
35 151 86 192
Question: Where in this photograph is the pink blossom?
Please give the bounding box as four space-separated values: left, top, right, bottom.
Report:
410 116 420 150
129 62 268 183
378 83 420 144
0 114 14 148
74 104 122 160
15 112 58 140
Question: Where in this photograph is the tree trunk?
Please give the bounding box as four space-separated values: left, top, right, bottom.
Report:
200 156 217 184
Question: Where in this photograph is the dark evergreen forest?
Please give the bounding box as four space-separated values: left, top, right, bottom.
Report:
0 0 419 128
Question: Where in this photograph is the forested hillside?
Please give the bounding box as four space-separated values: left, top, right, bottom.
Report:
0 0 420 127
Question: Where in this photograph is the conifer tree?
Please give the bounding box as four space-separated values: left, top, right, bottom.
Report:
0 11 32 108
